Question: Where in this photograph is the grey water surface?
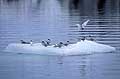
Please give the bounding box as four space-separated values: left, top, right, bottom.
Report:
0 0 120 79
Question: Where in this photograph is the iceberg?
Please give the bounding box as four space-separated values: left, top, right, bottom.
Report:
4 40 116 55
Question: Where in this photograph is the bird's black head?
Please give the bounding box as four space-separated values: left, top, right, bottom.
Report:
42 41 44 43
67 41 69 42
48 39 50 40
20 40 23 42
60 42 63 44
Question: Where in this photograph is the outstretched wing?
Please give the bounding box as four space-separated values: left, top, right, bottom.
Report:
81 20 90 28
75 20 90 30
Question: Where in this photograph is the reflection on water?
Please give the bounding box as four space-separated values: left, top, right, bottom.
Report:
0 53 120 79
97 0 106 15
0 0 120 79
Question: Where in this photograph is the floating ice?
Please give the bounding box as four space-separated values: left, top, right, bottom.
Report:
4 40 116 55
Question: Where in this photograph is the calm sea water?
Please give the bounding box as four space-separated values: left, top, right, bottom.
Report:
0 0 120 79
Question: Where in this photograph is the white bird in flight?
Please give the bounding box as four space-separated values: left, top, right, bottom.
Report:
76 20 90 30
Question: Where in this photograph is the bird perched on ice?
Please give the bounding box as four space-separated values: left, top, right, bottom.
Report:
30 40 33 46
46 39 51 46
20 40 30 44
76 19 90 30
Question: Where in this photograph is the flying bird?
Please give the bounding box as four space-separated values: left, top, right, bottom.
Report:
76 19 90 30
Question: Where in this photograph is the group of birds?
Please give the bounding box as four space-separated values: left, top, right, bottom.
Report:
41 39 69 48
20 20 92 48
20 39 70 48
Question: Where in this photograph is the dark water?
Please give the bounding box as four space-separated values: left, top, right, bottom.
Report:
0 0 120 79
0 53 120 79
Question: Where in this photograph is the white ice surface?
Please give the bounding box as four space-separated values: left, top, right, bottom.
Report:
4 40 116 55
